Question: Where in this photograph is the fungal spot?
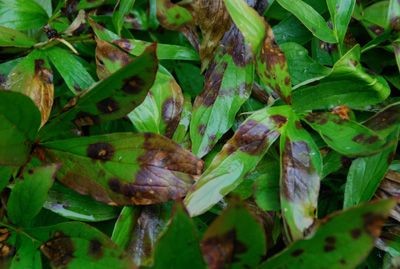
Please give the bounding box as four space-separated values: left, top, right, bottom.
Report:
291 249 304 257
96 97 119 114
88 239 103 259
73 112 100 127
363 212 386 237
271 115 287 127
197 62 227 107
108 178 121 192
352 134 379 144
323 236 336 252
0 242 15 259
350 228 362 239
40 237 74 267
34 59 45 74
162 97 182 138
305 113 328 125
198 124 206 135
87 143 115 161
122 76 145 94
368 25 384 36
0 228 10 242
295 120 303 129
284 76 291 86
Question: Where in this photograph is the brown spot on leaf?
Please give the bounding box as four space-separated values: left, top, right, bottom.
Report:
368 25 385 36
198 124 206 135
73 112 100 127
291 249 304 257
350 228 362 239
305 113 328 125
96 97 120 114
0 228 10 242
88 239 103 259
352 134 379 145
270 115 287 128
363 212 386 238
122 76 145 94
34 59 45 73
87 142 115 161
0 242 15 260
162 97 182 138
40 237 74 267
195 62 227 107
225 120 276 156
284 76 291 86
108 178 121 192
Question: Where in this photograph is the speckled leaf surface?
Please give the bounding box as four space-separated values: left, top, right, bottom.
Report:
185 106 290 216
259 199 396 269
0 26 35 47
39 45 158 141
280 112 322 241
42 133 203 205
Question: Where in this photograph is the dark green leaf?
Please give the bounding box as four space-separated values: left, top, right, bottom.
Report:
0 91 41 166
151 203 205 269
8 165 57 227
10 235 42 269
0 26 35 47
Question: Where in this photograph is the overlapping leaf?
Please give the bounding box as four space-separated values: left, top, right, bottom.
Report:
42 132 203 205
185 106 290 216
0 0 49 30
39 45 158 141
260 199 396 269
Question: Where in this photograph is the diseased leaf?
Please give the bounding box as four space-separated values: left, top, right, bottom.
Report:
0 91 41 166
44 183 119 222
129 66 184 138
47 46 95 94
280 112 322 241
42 133 203 205
32 222 135 268
292 45 390 111
190 23 254 157
8 50 54 126
276 0 336 43
376 171 400 222
303 112 386 156
387 0 400 31
0 0 49 30
39 45 158 141
114 38 199 61
0 26 35 47
223 0 266 55
172 94 192 144
327 0 356 46
112 205 169 267
259 199 396 269
151 203 205 269
7 165 57 227
156 0 193 30
201 201 266 269
185 106 290 216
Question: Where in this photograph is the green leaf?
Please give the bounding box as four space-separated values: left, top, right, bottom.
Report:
172 94 192 144
151 203 205 269
276 0 337 43
190 48 254 158
47 46 95 94
10 235 42 269
8 49 54 126
129 67 184 138
44 183 119 222
201 201 266 269
292 45 390 111
280 112 322 241
112 206 140 250
114 38 199 61
253 158 280 211
327 0 356 45
7 165 57 227
387 0 400 31
259 199 396 269
0 91 41 166
223 0 266 55
112 0 135 35
42 132 203 205
0 0 48 30
185 106 290 216
32 222 134 268
39 45 158 141
0 26 35 47
156 0 193 30
303 112 387 156
280 42 330 87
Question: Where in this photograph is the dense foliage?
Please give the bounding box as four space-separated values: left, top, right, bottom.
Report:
0 0 399 268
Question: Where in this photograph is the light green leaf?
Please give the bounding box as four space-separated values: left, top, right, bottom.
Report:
327 0 356 45
0 26 35 47
113 0 135 35
0 0 48 30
